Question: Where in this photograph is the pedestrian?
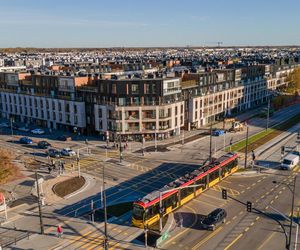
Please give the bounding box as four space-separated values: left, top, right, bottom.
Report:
116 143 119 149
48 165 52 174
57 225 63 238
61 162 65 173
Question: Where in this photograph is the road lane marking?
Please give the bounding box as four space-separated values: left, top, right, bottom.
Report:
232 216 237 220
163 206 198 246
257 231 277 250
224 233 243 250
250 222 255 226
192 226 223 250
244 227 250 232
275 195 279 199
256 216 260 221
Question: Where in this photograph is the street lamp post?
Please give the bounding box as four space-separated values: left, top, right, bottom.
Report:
142 135 145 156
103 164 108 250
266 98 270 131
10 117 14 138
35 171 44 234
244 125 249 169
209 122 213 162
119 134 122 163
155 130 157 152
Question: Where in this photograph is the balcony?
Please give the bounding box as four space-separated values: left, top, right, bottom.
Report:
126 126 140 132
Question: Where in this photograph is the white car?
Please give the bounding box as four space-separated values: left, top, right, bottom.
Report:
61 148 76 156
31 128 45 135
18 126 30 132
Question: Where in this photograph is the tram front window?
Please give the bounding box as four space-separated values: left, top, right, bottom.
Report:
132 204 144 220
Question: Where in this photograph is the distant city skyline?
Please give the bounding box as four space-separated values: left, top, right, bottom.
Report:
1 0 300 48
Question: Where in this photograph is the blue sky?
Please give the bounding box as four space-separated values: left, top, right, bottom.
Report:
1 0 300 47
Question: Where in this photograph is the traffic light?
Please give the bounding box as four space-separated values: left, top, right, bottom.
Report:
281 146 285 155
246 201 252 212
222 189 227 199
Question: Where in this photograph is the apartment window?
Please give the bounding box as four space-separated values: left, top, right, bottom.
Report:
131 84 139 94
181 104 183 113
66 114 70 123
195 101 198 109
47 111 50 119
65 103 70 113
99 108 102 118
175 106 178 115
53 112 56 120
74 105 77 113
29 98 32 107
112 84 117 94
195 112 198 119
41 110 44 118
59 113 62 121
24 98 27 105
52 101 55 109
35 109 38 117
58 102 61 111
46 100 49 109
145 84 150 94
99 120 103 129
34 99 37 107
74 115 78 124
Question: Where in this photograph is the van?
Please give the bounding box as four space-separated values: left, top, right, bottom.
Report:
281 154 299 170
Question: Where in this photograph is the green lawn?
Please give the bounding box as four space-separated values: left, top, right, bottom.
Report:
226 114 300 153
227 128 275 152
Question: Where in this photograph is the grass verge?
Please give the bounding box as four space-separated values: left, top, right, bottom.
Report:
226 114 300 153
53 176 85 198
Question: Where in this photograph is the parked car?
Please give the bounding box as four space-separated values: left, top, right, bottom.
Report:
19 137 33 144
0 122 9 128
61 148 76 156
201 208 227 231
31 128 45 135
212 129 225 136
56 135 72 141
290 150 300 156
47 149 61 158
18 126 31 132
37 141 51 149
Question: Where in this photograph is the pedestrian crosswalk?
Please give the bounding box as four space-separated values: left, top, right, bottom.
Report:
292 165 300 173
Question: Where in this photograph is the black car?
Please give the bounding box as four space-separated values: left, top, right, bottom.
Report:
56 135 72 141
38 141 51 149
201 208 227 231
47 148 61 158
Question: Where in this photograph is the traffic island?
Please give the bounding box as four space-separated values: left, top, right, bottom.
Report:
53 176 85 198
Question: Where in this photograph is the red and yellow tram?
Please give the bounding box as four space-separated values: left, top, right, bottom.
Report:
132 152 238 228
